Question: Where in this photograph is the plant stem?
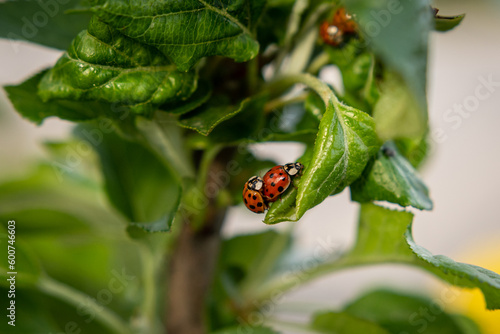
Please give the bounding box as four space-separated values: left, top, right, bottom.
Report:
264 92 309 113
196 144 223 191
268 73 338 106
247 57 259 95
274 0 309 73
138 244 159 333
37 275 132 334
307 52 330 75
166 148 235 334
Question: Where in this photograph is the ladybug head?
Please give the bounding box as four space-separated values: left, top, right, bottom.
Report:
283 162 304 176
320 22 343 47
247 176 264 191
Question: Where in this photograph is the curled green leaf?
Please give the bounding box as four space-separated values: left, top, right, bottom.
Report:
39 17 197 116
295 101 379 217
355 204 500 310
163 80 212 115
434 12 465 32
179 95 268 138
87 0 264 71
178 96 248 136
351 141 433 210
76 125 182 235
405 222 500 310
4 70 109 124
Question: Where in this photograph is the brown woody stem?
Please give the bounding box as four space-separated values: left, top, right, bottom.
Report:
166 148 234 334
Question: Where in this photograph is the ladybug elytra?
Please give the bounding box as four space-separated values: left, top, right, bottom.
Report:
243 176 267 213
262 162 304 202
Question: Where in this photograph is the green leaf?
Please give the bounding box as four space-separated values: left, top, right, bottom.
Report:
311 311 390 334
353 204 500 310
405 221 500 310
263 186 299 225
220 231 290 277
0 163 124 234
39 16 197 116
435 13 465 32
4 70 110 124
76 125 181 233
344 0 431 138
87 0 265 71
372 71 427 140
350 141 433 210
204 95 269 143
136 113 195 180
344 289 476 334
348 203 414 260
0 0 91 50
295 101 379 218
178 96 252 136
163 80 212 115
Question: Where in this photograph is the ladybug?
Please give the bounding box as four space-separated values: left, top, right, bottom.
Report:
320 21 343 47
262 162 304 202
333 7 357 34
243 176 268 213
319 7 357 47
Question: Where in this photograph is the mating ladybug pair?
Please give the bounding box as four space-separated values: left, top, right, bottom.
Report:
243 162 304 214
320 7 357 47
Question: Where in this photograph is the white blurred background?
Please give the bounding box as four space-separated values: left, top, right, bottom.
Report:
1 0 499 330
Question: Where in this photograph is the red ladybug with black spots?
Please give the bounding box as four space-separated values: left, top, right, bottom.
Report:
243 176 268 213
262 162 303 202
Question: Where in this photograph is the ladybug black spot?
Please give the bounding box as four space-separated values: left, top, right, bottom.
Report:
281 177 286 181
279 173 283 176
270 194 274 198
257 202 263 207
270 173 274 178
278 186 284 192
248 194 251 198
249 205 256 210
244 199 248 204
253 195 257 200
271 182 275 187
